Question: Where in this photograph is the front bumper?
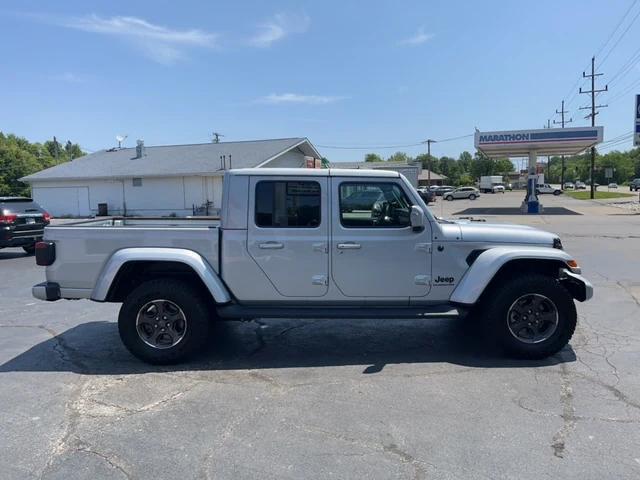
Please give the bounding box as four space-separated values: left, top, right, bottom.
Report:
32 282 61 301
560 269 593 302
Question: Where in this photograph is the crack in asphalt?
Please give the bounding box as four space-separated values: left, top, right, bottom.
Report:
288 424 470 480
550 363 576 459
75 445 132 479
0 324 89 373
616 281 640 308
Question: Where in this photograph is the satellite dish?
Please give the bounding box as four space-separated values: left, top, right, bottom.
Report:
116 134 128 148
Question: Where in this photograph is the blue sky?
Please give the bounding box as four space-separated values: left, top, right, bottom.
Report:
1 0 640 162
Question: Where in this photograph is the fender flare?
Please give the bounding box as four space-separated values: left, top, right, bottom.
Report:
449 246 574 305
91 247 232 304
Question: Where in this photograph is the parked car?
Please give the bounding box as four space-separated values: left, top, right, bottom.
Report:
629 179 640 191
341 190 383 212
434 185 455 196
416 187 435 204
536 184 563 196
491 185 505 193
32 168 592 364
444 187 480 201
575 182 587 190
563 182 575 190
505 183 513 191
0 197 51 254
608 183 618 189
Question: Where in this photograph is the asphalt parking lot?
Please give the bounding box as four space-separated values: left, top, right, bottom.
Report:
1 191 640 479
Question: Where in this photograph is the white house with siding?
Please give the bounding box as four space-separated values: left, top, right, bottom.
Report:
21 138 321 217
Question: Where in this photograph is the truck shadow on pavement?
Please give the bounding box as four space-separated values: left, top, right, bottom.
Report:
0 317 576 375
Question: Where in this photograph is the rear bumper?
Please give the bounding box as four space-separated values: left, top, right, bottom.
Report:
32 282 61 301
560 269 593 302
0 228 44 247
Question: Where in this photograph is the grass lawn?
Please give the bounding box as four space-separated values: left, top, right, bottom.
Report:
565 190 636 200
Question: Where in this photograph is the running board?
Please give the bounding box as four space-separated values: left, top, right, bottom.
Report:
216 304 465 320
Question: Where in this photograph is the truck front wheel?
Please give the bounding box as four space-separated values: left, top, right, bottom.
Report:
118 278 211 364
485 274 576 359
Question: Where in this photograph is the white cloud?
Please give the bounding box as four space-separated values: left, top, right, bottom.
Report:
58 14 219 64
249 13 310 48
258 93 347 105
398 27 434 46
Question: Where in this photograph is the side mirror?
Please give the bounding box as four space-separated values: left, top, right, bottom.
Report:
410 205 425 232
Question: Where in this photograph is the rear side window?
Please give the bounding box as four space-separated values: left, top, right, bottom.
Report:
339 182 412 228
255 181 321 228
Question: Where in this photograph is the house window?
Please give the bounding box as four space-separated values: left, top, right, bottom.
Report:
132 178 143 187
255 181 321 228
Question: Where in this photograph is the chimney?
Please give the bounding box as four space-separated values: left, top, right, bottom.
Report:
135 139 144 159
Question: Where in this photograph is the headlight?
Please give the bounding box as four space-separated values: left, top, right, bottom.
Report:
553 237 563 250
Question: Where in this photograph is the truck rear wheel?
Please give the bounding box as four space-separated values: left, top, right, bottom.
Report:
485 274 576 359
118 278 211 364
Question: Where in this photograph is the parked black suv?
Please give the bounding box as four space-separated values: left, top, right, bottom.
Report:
0 197 51 254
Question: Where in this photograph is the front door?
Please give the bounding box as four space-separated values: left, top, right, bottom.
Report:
247 176 329 297
331 178 432 298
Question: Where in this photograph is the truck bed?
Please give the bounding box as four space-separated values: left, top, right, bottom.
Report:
43 217 220 295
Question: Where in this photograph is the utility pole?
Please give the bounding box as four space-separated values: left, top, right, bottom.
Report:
554 100 573 188
423 139 436 186
579 56 608 199
543 120 551 177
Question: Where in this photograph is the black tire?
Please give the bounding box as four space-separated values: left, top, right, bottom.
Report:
553 190 561 196
22 244 36 254
484 274 577 359
445 195 454 201
118 278 212 364
469 194 477 200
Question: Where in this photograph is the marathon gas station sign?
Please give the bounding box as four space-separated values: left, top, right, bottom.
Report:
475 126 603 157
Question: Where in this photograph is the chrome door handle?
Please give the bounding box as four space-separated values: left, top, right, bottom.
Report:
337 242 361 250
258 241 284 249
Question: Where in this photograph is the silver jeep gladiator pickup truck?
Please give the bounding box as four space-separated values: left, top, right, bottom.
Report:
32 168 592 364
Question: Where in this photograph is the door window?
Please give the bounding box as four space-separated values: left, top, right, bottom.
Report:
255 181 321 228
339 182 412 228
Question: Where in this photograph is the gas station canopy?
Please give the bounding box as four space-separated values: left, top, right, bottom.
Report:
475 126 604 157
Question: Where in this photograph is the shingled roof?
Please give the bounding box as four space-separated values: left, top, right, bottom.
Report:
22 137 320 182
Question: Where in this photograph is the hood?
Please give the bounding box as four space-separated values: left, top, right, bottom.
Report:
439 221 558 246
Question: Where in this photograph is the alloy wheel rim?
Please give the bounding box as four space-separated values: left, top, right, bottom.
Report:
136 299 187 349
507 293 559 344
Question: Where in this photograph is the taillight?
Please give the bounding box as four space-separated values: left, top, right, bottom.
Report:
0 213 17 224
43 212 51 222
35 241 56 266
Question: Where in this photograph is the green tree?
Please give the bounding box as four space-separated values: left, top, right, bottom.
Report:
0 132 84 196
364 153 384 162
387 151 411 163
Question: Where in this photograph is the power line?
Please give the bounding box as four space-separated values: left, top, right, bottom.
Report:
601 131 634 144
434 133 474 143
316 141 424 150
549 1 638 121
316 133 473 150
607 75 640 104
607 44 640 86
599 1 640 67
595 0 639 59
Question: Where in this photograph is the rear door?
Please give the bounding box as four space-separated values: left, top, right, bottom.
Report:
247 176 329 297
